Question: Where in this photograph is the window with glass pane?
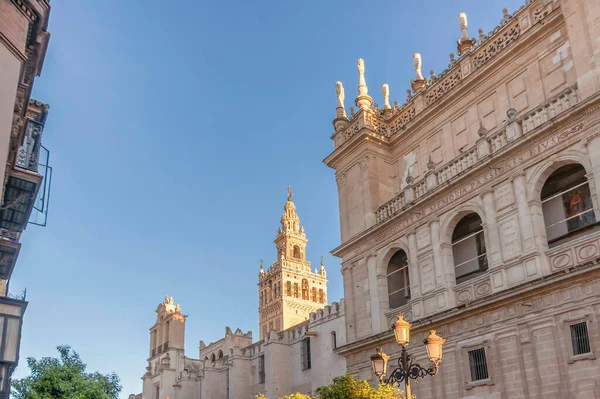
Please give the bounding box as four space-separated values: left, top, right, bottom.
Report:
387 250 410 309
541 164 596 242
468 348 489 381
570 322 591 356
301 338 312 370
452 213 488 284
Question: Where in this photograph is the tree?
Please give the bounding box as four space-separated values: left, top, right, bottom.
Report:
255 375 405 399
12 345 121 399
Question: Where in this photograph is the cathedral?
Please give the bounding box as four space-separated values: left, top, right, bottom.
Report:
134 0 600 397
133 190 346 399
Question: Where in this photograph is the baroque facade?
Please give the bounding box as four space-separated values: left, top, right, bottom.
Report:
325 0 600 398
0 0 52 397
133 0 600 398
135 193 346 399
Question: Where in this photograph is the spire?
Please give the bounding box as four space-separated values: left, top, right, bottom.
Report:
457 13 477 55
411 53 428 93
281 186 301 234
355 58 373 110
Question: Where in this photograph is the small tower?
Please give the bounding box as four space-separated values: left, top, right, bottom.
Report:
149 296 186 358
257 187 328 340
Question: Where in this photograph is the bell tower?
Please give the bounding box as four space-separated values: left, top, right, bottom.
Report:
258 187 328 340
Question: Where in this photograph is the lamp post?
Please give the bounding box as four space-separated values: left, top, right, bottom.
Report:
370 316 445 398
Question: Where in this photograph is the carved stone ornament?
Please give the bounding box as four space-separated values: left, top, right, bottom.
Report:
457 13 477 55
411 53 428 93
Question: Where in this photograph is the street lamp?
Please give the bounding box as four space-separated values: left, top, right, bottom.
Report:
370 316 445 398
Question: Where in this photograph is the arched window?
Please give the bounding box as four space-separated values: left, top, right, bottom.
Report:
318 288 324 304
260 291 263 306
211 354 216 363
301 279 309 300
311 287 317 302
452 213 488 284
286 281 292 296
218 350 223 359
386 250 410 308
294 283 299 298
293 245 301 259
541 164 596 243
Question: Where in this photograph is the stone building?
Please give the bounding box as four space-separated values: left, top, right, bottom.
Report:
325 0 600 398
136 193 346 399
0 0 52 397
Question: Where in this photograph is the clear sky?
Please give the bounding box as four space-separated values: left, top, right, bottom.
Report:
15 0 525 397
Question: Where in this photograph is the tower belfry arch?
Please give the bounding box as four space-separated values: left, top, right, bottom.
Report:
257 187 328 340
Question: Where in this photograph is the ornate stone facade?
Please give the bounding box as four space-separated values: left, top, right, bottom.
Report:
325 0 600 398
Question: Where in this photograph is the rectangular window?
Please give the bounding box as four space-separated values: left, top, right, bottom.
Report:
301 338 312 370
468 348 489 381
258 355 265 383
331 331 337 349
570 322 591 356
155 386 159 399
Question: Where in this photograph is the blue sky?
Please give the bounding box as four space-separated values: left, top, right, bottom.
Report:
14 0 525 396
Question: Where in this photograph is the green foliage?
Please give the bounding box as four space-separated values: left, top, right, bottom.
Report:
255 375 405 399
12 345 121 399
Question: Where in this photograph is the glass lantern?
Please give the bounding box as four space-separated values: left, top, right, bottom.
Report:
370 348 390 381
393 315 412 346
425 330 445 365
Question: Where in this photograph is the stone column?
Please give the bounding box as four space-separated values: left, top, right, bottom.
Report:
407 232 421 299
482 191 502 267
513 173 535 252
429 220 444 287
367 255 384 334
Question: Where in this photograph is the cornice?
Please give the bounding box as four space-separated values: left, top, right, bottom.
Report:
330 93 600 259
335 258 600 356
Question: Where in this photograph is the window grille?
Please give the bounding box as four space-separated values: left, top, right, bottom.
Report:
468 348 489 381
570 322 591 356
301 338 312 370
258 355 265 383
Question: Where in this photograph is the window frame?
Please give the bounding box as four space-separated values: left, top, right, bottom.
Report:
561 315 596 364
452 213 488 284
460 340 494 390
258 354 265 384
386 250 411 309
541 164 598 245
301 338 312 370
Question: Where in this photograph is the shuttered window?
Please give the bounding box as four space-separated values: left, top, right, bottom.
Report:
301 338 311 370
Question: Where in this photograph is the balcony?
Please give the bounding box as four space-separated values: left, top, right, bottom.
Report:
0 101 52 236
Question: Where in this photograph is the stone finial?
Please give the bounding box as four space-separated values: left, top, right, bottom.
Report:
507 108 517 122
406 89 412 102
478 120 488 137
287 186 292 201
320 255 325 267
411 54 428 93
405 168 414 185
382 84 391 110
335 81 347 117
350 106 355 117
479 28 486 41
457 13 477 55
501 8 510 24
393 100 399 109
333 81 350 130
414 53 424 80
427 154 436 171
355 58 373 109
